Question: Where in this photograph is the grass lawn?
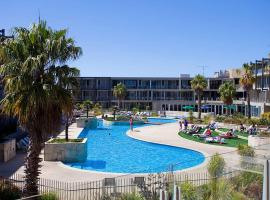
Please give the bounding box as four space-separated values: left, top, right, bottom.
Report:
179 129 248 148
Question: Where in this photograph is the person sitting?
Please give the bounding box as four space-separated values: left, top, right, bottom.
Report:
219 129 237 139
247 124 256 135
239 123 245 131
187 125 201 135
206 122 218 130
198 128 212 138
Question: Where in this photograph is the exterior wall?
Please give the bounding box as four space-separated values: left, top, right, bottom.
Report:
0 139 16 162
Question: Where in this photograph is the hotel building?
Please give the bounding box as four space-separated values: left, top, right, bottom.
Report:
76 68 270 117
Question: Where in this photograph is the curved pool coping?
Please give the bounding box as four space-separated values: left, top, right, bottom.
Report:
60 121 213 175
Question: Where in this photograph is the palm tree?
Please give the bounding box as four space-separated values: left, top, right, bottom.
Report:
0 21 82 196
218 82 236 115
191 74 207 119
239 63 256 119
113 83 127 109
82 100 93 118
51 65 80 141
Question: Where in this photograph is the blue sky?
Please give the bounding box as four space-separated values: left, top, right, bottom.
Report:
2 0 270 77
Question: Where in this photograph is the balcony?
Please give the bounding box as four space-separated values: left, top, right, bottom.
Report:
250 90 270 103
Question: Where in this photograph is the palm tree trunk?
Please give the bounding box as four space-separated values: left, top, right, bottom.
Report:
86 108 89 118
24 133 42 197
198 94 202 119
226 105 229 116
118 99 120 109
65 117 69 141
247 91 251 119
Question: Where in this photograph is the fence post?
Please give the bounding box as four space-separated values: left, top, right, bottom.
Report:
263 159 270 200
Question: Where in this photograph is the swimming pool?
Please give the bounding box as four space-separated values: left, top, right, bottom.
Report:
65 118 205 173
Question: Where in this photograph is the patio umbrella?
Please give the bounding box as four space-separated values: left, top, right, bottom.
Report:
224 105 236 110
182 105 194 110
201 105 211 110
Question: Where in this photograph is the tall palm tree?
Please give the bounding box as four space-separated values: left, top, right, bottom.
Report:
0 21 82 196
113 83 127 109
191 74 207 119
82 99 93 118
239 63 256 119
218 82 236 115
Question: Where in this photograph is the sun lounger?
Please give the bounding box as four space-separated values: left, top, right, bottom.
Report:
205 136 226 144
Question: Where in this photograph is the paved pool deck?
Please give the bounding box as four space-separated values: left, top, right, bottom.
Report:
0 121 240 182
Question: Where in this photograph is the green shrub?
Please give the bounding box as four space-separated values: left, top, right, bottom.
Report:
150 112 159 117
237 144 255 157
214 179 234 200
231 191 246 200
230 171 263 197
118 193 144 200
202 115 212 125
258 131 270 137
215 115 226 122
207 153 225 178
261 112 270 121
180 181 197 200
0 180 22 200
196 184 211 200
40 193 58 200
188 110 194 123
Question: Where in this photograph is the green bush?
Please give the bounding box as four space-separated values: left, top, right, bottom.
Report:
231 191 246 200
188 110 194 123
215 115 226 122
196 184 211 200
150 112 159 117
207 153 225 178
40 193 58 200
202 115 212 125
230 171 263 198
0 180 22 200
237 144 255 157
180 181 197 200
118 193 144 200
258 131 270 137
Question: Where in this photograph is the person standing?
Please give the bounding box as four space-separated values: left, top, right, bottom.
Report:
129 117 133 131
184 119 188 130
179 120 183 131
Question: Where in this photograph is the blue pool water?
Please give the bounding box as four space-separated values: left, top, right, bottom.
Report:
65 118 205 173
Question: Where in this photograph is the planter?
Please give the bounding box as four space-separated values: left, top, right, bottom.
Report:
248 135 270 147
76 117 98 129
44 138 87 162
0 139 16 162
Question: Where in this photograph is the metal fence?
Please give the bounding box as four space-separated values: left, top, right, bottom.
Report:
0 168 243 200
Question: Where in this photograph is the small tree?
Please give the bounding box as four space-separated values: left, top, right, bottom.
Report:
207 153 225 200
191 75 207 119
82 100 93 118
188 110 194 123
113 83 127 109
239 64 256 119
218 81 236 115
